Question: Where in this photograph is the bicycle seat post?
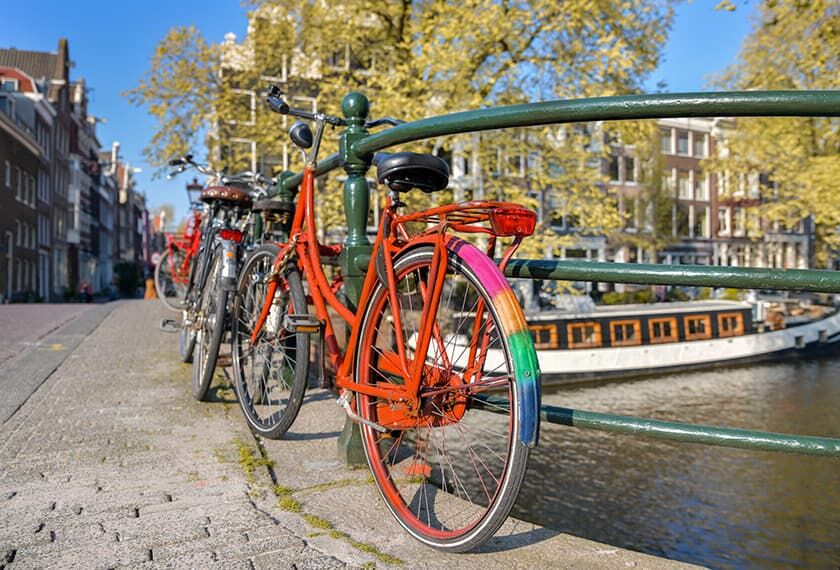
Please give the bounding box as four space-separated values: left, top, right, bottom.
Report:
336 92 373 467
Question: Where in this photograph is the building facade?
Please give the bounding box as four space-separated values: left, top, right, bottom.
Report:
0 39 148 301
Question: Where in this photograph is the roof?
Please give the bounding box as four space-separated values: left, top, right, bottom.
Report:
0 48 59 81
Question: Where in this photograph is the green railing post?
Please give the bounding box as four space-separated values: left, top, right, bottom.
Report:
270 170 297 239
336 92 372 467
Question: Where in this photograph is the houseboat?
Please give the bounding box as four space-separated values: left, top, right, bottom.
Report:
524 300 840 385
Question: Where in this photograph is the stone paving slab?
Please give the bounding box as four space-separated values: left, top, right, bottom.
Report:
0 300 348 569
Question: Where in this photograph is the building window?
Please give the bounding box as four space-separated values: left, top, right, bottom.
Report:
733 207 746 236
610 320 642 347
694 173 709 201
529 324 558 349
685 315 712 340
675 204 690 238
3 160 9 187
677 131 690 155
623 196 637 229
16 167 22 200
649 317 678 343
660 128 672 153
693 206 710 239
624 157 636 183
693 133 706 157
1 78 19 91
608 155 620 182
718 207 731 236
677 170 692 199
718 312 744 337
567 322 602 349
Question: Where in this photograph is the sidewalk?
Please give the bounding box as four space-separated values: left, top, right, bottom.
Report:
0 300 697 569
0 301 346 569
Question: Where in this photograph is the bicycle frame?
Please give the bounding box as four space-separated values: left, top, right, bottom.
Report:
251 163 533 411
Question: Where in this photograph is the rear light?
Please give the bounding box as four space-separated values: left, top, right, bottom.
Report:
219 229 244 243
489 207 536 237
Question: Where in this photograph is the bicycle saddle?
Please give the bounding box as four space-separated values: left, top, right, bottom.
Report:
200 186 253 206
374 152 449 193
251 198 293 213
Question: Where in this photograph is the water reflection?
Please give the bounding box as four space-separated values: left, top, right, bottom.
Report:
514 358 840 568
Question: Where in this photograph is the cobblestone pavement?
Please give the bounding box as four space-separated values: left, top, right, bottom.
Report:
0 300 695 569
0 300 349 569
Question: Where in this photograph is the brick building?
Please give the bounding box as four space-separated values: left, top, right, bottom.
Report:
0 39 148 301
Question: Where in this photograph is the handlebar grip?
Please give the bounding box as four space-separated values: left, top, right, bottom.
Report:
267 95 290 114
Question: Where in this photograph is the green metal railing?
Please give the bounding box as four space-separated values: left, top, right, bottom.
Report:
275 89 840 460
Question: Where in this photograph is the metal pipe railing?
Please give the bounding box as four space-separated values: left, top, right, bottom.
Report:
353 90 840 156
503 259 840 294
474 397 840 457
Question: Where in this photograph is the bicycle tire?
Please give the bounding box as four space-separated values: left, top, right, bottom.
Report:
192 247 228 401
154 247 188 312
354 242 531 552
231 244 309 439
179 312 196 363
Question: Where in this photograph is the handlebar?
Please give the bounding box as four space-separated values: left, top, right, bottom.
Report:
266 86 406 132
167 158 271 200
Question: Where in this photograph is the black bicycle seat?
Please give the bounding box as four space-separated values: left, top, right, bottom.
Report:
374 152 449 193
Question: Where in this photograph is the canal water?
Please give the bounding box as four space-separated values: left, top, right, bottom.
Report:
514 357 840 568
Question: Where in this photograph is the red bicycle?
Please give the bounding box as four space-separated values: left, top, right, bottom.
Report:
231 90 541 551
154 206 203 312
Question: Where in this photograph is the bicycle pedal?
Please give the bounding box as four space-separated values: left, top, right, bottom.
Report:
216 354 232 367
159 318 180 333
283 314 322 334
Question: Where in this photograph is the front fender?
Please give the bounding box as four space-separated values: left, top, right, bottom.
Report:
401 235 541 447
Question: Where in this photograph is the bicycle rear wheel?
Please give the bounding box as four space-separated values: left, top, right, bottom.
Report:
192 247 227 401
154 247 188 312
231 244 309 439
354 242 530 552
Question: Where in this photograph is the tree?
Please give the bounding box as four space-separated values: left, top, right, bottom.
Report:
128 1 677 245
708 0 840 266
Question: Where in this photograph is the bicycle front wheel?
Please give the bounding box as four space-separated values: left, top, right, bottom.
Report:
231 244 309 439
354 243 530 552
192 247 227 401
154 247 188 312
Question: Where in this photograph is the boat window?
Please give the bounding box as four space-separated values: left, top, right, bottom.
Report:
718 312 744 337
529 324 558 349
685 315 712 340
649 317 678 344
610 319 642 347
567 322 602 349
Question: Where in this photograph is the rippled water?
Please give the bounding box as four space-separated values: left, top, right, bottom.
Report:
513 357 840 569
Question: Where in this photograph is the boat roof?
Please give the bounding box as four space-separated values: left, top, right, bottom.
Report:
526 300 751 322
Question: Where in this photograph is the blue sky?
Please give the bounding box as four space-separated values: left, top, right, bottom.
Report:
3 1 756 223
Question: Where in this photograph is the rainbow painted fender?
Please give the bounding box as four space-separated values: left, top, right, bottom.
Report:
446 238 541 447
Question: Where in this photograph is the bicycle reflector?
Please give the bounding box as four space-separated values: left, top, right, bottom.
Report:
219 229 244 243
489 207 537 237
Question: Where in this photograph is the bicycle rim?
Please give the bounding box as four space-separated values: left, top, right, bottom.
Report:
355 245 528 551
232 245 309 438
